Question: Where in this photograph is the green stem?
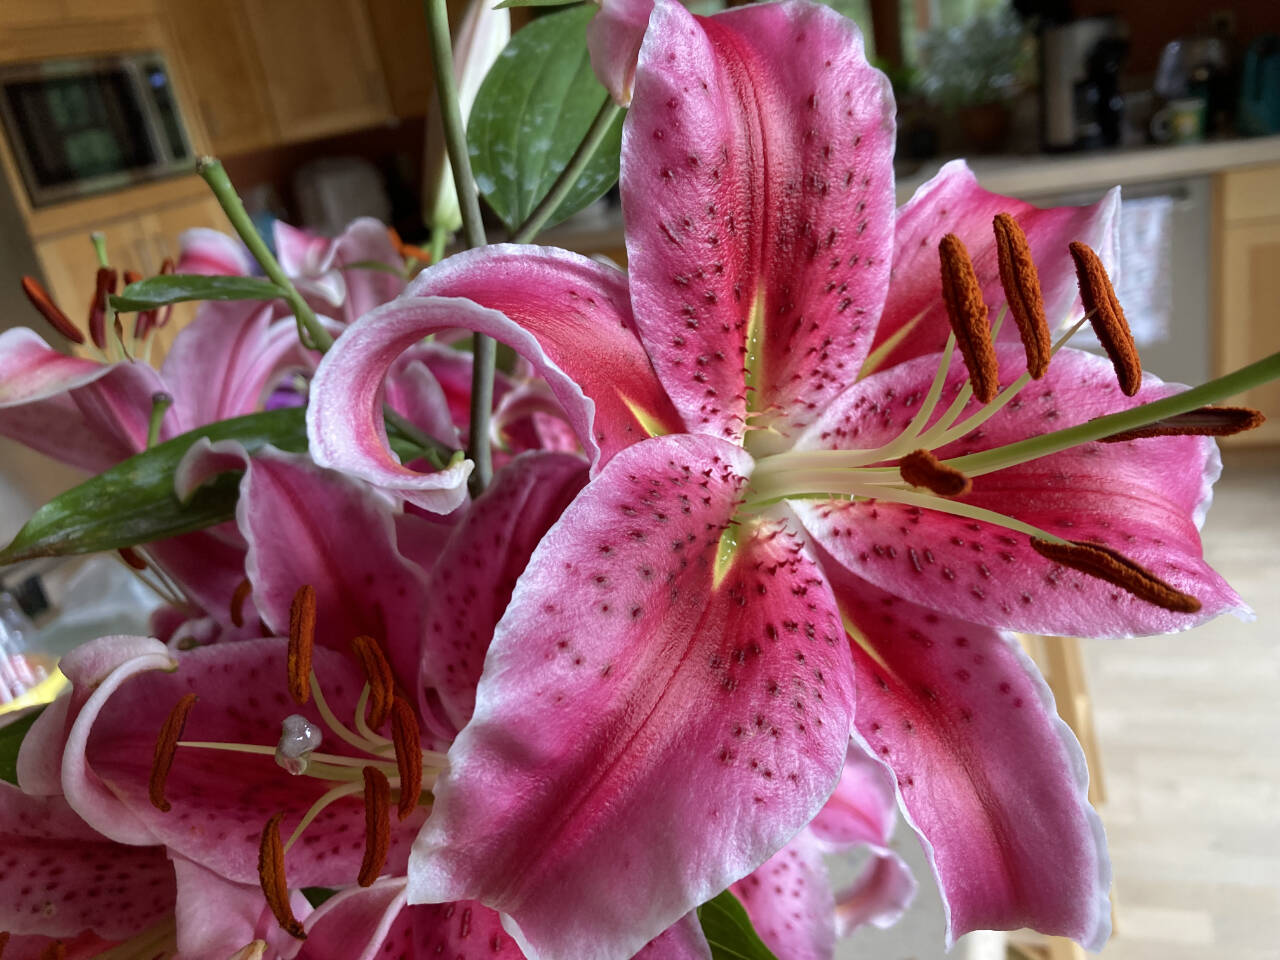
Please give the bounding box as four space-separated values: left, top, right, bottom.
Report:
947 350 1280 478
90 232 109 268
511 99 624 244
429 228 448 264
423 0 492 491
147 393 173 449
383 404 453 470
196 157 333 353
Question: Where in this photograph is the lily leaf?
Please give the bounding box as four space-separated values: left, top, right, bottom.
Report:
0 408 307 565
0 706 45 786
110 274 287 313
697 889 779 960
468 4 624 232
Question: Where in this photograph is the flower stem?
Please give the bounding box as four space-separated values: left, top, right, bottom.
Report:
947 349 1280 477
423 0 493 492
196 157 333 353
511 99 624 244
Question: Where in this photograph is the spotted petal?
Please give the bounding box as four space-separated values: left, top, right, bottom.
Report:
408 433 854 960
868 160 1121 372
172 856 312 960
732 832 835 960
823 558 1111 949
621 0 895 445
177 227 254 276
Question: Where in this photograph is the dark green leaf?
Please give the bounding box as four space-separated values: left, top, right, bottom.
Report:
302 887 337 908
0 706 45 786
469 5 624 232
110 274 287 313
697 889 779 960
0 408 308 564
495 0 581 7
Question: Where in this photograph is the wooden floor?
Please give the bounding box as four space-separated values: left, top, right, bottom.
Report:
840 447 1280 960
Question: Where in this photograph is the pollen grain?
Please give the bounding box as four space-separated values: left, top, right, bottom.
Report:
898 449 973 497
149 693 198 812
938 234 999 402
390 696 423 819
358 767 392 887
1069 242 1141 396
993 213 1051 378
351 635 394 729
258 812 306 939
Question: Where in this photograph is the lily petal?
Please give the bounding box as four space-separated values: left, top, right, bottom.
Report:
420 451 588 739
586 0 654 106
732 832 835 960
177 227 254 277
824 558 1111 949
807 742 897 851
869 161 1120 372
622 0 895 444
408 433 854 960
833 849 916 936
0 782 175 940
793 346 1243 636
236 446 431 687
407 245 683 463
173 856 311 960
299 879 409 960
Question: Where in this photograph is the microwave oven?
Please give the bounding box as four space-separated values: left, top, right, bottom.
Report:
0 52 194 207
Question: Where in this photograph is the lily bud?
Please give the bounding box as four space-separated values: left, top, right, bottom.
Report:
424 0 511 235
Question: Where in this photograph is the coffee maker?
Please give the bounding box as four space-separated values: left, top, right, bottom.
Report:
1041 17 1129 150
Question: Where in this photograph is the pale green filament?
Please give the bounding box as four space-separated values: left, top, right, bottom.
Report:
284 780 365 852
310 671 383 755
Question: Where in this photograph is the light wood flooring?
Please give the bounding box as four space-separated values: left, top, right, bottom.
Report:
840 447 1280 960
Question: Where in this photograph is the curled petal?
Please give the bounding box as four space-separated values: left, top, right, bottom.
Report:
833 849 917 936
177 227 254 276
586 0 654 106
173 856 311 960
732 833 835 960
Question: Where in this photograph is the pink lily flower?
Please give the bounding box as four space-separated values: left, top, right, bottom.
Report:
304 0 1246 954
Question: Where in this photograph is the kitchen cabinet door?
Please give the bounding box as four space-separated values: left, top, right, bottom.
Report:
367 0 433 119
242 0 393 144
164 0 277 156
1217 218 1280 445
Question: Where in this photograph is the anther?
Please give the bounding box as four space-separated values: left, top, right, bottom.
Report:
258 813 306 939
898 449 973 497
938 234 999 403
275 714 322 775
1030 538 1201 613
117 547 147 570
38 942 65 960
992 213 1050 379
1098 406 1265 443
0 931 9 957
389 696 423 819
1069 242 1141 396
358 767 391 887
288 585 316 705
230 578 253 628
86 268 118 351
149 693 197 812
21 276 84 344
351 635 394 729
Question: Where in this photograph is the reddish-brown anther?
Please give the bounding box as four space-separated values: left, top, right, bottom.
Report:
358 767 391 887
21 276 85 344
287 585 316 705
258 813 306 939
230 578 253 628
1069 241 1141 396
898 448 973 497
389 696 423 819
38 941 65 960
1030 538 1201 613
992 213 1051 379
351 635 395 729
86 268 118 350
1098 406 1265 443
938 233 999 403
149 693 197 812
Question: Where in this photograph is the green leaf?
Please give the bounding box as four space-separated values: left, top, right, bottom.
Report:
301 887 337 908
469 4 624 232
110 274 287 313
0 706 45 786
0 408 308 564
697 889 779 960
495 0 581 7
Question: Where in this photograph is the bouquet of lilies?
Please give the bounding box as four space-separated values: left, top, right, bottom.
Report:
0 0 1274 957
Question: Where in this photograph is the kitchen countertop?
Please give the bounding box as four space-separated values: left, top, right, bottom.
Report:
546 134 1280 251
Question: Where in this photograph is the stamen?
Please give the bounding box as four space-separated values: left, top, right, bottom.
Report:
21 276 84 344
390 697 423 819
1098 406 1265 443
898 449 972 497
38 942 65 960
351 635 394 729
993 213 1050 378
288 585 316 705
149 693 197 812
275 714 323 775
1069 242 1141 396
117 547 147 570
938 234 999 403
86 267 117 351
230 578 253 628
1030 538 1201 613
258 813 306 939
358 767 391 886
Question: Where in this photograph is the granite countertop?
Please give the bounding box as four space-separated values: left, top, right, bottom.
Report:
545 134 1280 251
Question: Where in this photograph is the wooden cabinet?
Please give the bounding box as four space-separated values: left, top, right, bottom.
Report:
239 0 393 144
1215 164 1280 446
367 0 435 119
